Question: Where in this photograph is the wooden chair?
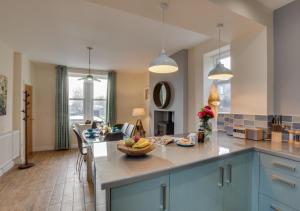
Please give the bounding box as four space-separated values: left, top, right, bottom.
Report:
125 124 135 138
72 127 87 179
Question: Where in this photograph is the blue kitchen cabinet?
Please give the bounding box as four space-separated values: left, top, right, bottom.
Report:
170 159 224 211
223 152 254 211
170 151 256 211
111 174 169 211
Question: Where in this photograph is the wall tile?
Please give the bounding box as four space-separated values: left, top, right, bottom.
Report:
255 115 267 121
244 120 254 126
234 119 244 126
255 121 268 129
292 123 300 130
234 114 243 119
293 116 300 123
243 115 255 120
282 115 292 122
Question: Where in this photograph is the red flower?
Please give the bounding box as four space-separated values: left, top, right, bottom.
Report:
204 105 211 110
197 111 205 118
197 105 215 119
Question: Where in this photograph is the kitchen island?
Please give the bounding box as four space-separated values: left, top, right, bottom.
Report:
90 132 300 211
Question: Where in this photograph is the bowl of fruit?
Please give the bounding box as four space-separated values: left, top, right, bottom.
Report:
117 135 155 156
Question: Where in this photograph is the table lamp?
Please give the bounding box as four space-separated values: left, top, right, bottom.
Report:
132 107 146 137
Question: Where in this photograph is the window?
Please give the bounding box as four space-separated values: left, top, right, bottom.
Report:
93 79 107 122
214 54 231 113
68 74 108 122
69 77 84 121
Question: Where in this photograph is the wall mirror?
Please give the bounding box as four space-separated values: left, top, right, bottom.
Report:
153 81 171 109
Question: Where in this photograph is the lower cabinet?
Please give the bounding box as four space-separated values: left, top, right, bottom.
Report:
110 151 257 211
259 194 297 211
111 175 169 211
222 152 254 211
170 151 254 211
170 158 223 211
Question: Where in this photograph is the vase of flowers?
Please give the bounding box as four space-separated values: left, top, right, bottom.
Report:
197 105 215 142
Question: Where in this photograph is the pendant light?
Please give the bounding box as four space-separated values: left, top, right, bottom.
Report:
148 1 178 74
208 24 233 80
79 47 101 82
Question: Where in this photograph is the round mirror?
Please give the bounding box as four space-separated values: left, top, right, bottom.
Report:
153 82 171 109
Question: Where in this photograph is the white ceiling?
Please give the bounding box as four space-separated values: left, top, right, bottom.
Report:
0 0 265 72
0 0 208 72
256 0 295 10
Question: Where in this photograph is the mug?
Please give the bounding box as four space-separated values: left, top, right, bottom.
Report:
187 133 197 144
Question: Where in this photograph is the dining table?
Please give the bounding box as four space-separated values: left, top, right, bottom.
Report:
81 129 123 183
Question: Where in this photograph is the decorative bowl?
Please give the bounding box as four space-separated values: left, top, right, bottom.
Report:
117 140 155 156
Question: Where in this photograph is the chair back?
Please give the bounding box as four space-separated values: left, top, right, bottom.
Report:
104 132 124 142
72 127 85 155
92 121 103 129
125 124 135 138
121 122 129 134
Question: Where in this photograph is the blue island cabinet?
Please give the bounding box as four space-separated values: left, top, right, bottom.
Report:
110 174 170 211
170 151 255 211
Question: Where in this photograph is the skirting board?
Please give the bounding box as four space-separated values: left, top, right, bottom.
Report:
33 144 78 152
0 160 14 176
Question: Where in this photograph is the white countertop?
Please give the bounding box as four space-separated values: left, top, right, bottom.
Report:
91 132 300 190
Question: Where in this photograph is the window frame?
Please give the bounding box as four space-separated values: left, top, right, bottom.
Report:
211 50 231 114
68 72 108 123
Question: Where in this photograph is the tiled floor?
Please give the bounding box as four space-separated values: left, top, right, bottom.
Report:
0 150 104 211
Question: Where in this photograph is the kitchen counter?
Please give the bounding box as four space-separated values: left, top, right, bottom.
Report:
91 132 300 190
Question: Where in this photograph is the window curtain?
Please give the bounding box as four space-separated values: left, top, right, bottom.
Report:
55 65 70 150
106 71 116 125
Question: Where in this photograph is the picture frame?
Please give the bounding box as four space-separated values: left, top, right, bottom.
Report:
0 74 8 116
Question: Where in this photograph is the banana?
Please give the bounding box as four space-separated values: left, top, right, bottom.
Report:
132 139 150 149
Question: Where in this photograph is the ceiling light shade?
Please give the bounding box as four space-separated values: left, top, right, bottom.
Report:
208 23 233 80
149 50 178 73
208 62 233 80
149 1 178 74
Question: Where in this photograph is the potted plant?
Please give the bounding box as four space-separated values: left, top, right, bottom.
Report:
197 105 215 142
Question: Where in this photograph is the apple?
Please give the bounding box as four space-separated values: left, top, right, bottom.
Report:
133 135 140 142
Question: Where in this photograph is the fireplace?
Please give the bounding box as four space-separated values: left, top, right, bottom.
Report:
154 111 174 136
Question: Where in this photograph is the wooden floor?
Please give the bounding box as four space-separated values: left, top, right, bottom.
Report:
0 150 104 211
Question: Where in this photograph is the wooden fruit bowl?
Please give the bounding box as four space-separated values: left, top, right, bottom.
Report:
117 141 155 156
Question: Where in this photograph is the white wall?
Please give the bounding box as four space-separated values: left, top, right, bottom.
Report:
116 72 150 135
150 50 188 135
0 41 21 175
188 39 223 132
210 0 274 114
274 0 300 115
31 62 56 151
231 29 268 115
0 41 14 133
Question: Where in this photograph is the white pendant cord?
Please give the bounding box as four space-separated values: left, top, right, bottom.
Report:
217 23 223 64
218 25 221 63
88 47 92 75
160 2 168 53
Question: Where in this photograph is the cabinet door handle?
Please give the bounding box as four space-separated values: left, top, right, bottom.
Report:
270 204 281 211
218 167 224 188
273 162 296 172
271 175 296 189
160 184 167 210
226 164 232 184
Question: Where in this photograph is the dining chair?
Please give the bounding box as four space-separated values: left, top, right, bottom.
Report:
91 121 103 129
72 127 87 180
104 132 124 142
121 122 129 134
125 124 135 138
